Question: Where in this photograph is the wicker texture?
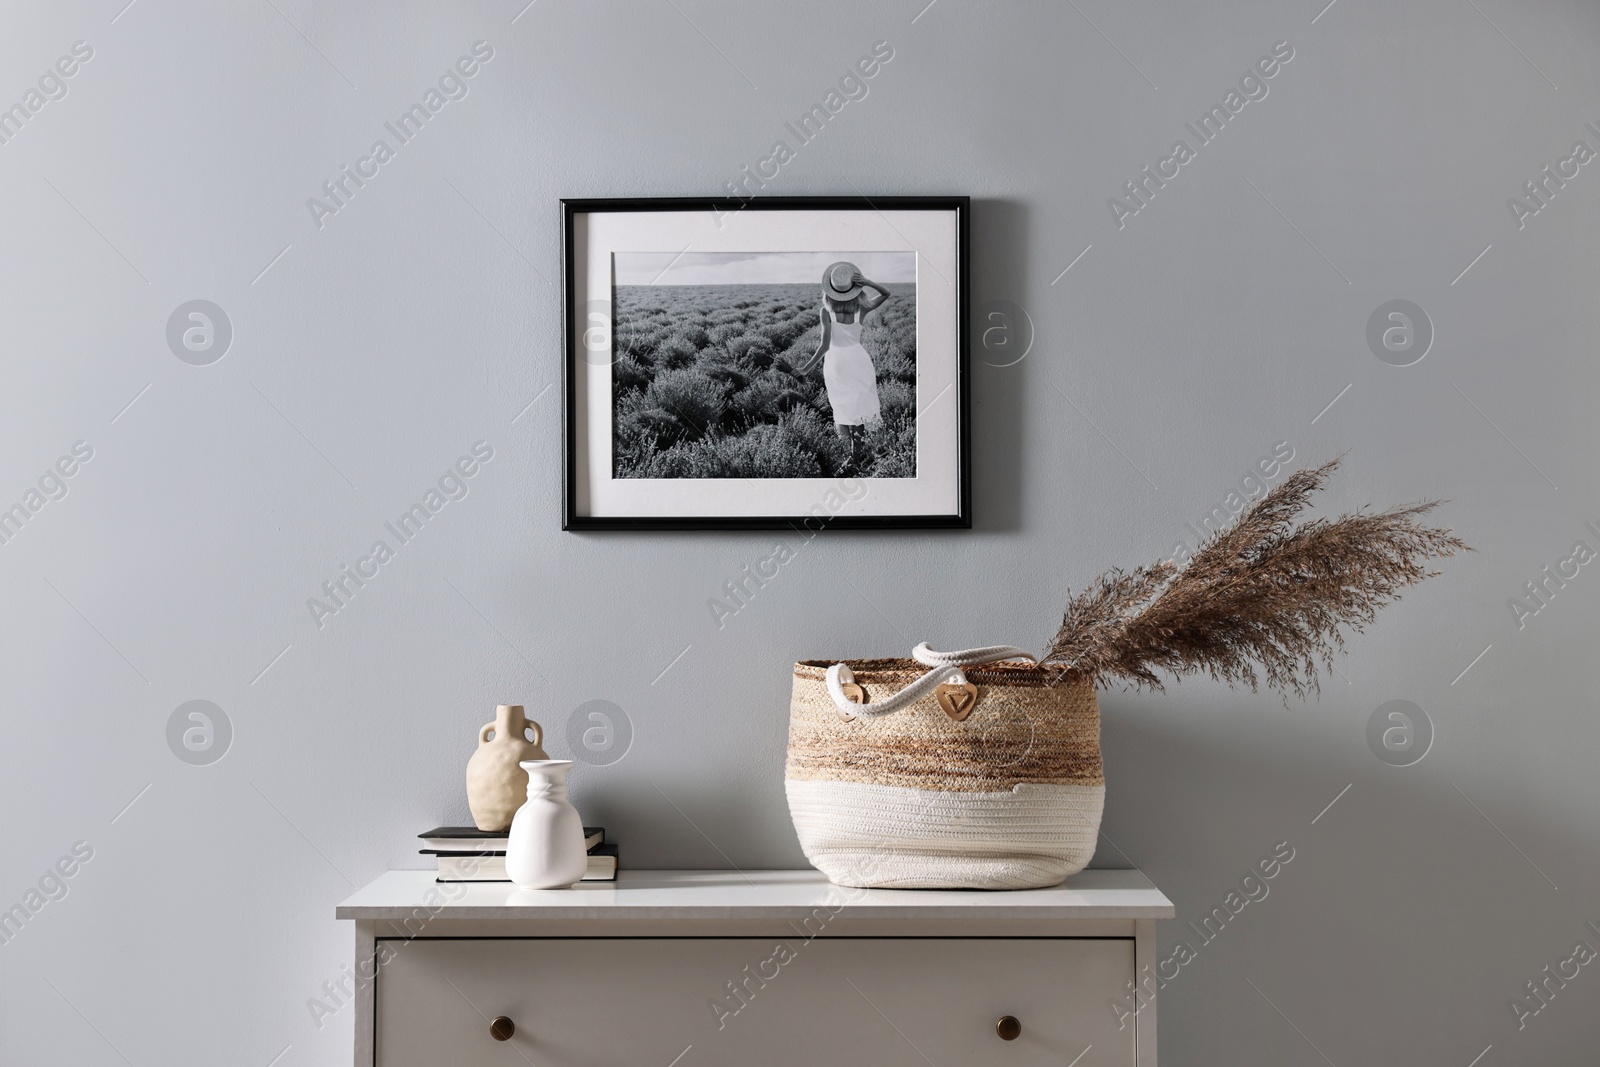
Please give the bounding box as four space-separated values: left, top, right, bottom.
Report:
785 657 1106 889
786 659 1103 793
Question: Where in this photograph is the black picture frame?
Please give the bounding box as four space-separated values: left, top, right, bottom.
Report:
562 195 970 531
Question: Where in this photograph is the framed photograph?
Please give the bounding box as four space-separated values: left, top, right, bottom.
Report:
562 196 969 530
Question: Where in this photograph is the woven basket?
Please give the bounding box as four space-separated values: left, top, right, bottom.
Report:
785 645 1104 890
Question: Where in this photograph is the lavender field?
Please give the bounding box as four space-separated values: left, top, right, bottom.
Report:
611 282 917 478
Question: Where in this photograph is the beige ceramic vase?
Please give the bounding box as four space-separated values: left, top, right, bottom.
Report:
465 705 549 831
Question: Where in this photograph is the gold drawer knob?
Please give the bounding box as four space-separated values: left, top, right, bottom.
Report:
490 1016 515 1041
996 1015 1021 1041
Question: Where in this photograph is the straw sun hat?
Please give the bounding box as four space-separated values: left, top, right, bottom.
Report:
823 261 864 300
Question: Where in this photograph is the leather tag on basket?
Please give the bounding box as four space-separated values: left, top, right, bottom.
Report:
936 682 979 720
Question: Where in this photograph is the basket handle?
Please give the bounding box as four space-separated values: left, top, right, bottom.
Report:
825 643 1037 718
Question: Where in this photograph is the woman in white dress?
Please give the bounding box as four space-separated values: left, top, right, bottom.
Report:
796 261 891 471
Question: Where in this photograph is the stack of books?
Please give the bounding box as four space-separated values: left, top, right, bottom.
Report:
419 826 618 883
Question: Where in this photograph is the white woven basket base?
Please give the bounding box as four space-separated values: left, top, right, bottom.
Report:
785 778 1105 890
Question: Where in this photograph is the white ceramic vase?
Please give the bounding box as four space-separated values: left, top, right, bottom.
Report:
505 760 588 889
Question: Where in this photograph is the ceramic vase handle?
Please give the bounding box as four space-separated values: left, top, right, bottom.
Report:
524 720 542 747
478 722 497 745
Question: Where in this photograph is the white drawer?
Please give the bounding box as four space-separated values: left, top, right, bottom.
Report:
375 937 1136 1066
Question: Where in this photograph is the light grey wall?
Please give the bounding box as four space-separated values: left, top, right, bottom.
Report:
2 0 1596 1063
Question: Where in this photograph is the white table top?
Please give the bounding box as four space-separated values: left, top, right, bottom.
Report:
336 868 1174 921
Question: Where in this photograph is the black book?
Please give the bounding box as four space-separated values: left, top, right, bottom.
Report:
419 826 603 852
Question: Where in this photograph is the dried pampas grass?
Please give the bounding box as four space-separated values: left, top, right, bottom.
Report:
1043 458 1467 700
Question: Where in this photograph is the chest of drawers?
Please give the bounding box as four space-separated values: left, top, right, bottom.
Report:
336 869 1172 1066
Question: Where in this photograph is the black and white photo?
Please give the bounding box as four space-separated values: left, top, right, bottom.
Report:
610 251 916 480
564 197 968 529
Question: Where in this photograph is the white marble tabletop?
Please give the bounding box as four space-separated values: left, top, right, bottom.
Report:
336 868 1174 921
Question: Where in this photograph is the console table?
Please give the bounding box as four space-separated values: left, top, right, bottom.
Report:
337 868 1172 1066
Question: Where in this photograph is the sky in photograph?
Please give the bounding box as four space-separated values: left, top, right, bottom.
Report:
614 250 918 286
